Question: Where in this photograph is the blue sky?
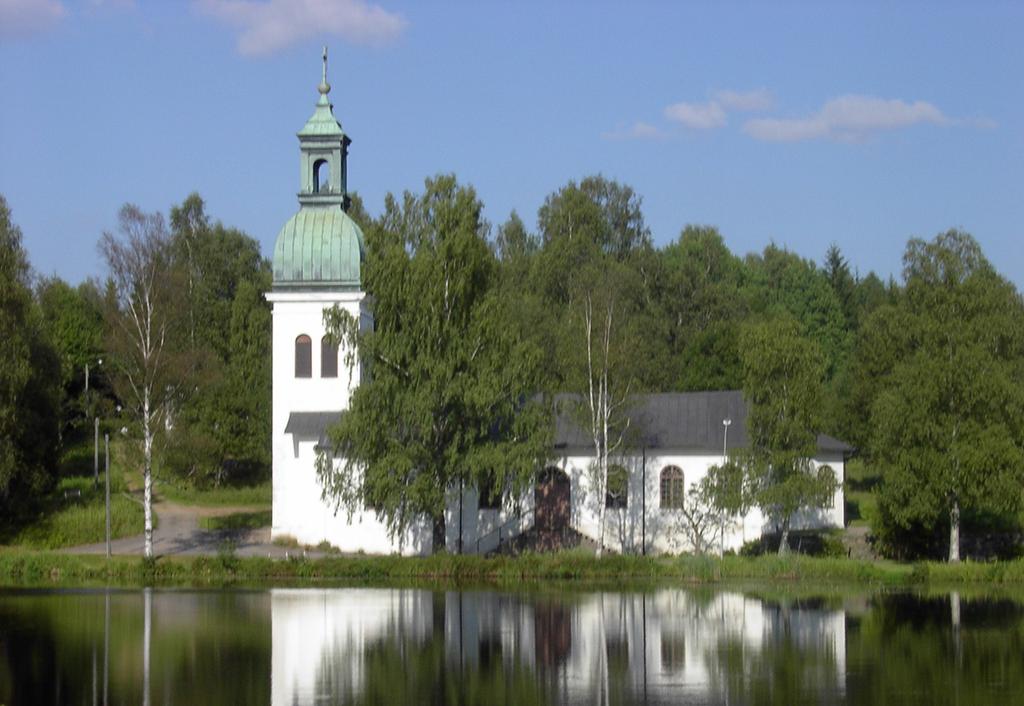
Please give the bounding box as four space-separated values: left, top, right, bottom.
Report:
1 0 1022 287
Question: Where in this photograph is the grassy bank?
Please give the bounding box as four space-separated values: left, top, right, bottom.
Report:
198 510 272 531
155 478 271 507
0 441 144 550
4 549 1024 588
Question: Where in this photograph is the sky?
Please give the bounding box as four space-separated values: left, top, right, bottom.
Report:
1 0 1022 288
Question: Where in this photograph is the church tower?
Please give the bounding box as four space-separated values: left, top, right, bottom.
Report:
267 49 372 546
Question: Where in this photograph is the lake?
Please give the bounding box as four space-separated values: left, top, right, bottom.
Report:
1 584 1021 705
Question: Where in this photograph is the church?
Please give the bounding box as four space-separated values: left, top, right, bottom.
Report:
268 54 848 556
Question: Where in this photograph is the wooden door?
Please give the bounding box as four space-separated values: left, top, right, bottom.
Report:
535 468 570 531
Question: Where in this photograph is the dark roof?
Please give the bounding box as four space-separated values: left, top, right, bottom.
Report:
285 411 343 445
553 390 852 455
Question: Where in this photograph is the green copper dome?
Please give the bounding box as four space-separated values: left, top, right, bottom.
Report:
272 48 363 290
272 208 364 289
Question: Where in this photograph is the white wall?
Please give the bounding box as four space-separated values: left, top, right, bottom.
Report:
269 289 432 555
542 449 845 554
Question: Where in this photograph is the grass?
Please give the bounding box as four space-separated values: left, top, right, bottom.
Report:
199 510 272 531
844 458 881 528
155 478 271 507
0 440 145 550
5 549 1024 588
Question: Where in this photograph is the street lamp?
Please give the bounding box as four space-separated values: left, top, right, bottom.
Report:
86 358 103 489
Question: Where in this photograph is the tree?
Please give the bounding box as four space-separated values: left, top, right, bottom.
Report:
164 194 271 485
823 243 856 329
736 316 837 555
872 230 1024 562
318 175 552 550
36 277 105 439
532 175 650 307
562 259 642 555
0 195 61 514
99 204 188 557
660 225 746 390
674 475 731 555
494 210 537 263
744 244 850 380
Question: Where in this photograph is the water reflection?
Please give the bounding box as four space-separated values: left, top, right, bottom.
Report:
271 588 847 705
2 586 1024 704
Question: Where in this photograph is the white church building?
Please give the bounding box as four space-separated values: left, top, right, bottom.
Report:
268 55 849 556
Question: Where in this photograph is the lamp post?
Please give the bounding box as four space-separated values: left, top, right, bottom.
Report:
86 359 103 489
105 433 111 559
721 418 732 556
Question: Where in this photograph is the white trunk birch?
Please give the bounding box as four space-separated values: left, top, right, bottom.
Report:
582 292 629 556
100 205 180 560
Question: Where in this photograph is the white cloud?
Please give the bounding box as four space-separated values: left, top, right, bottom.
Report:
196 0 407 56
663 88 771 130
664 100 727 130
0 0 66 39
601 121 668 141
744 95 949 142
714 88 774 112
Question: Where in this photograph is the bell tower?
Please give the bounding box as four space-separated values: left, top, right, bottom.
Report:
297 47 351 211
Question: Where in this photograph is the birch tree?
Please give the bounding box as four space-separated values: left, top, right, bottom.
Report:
566 260 639 555
872 230 1024 562
319 175 551 550
670 480 720 555
99 205 186 558
737 316 836 555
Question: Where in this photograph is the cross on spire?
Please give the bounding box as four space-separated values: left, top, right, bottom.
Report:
318 46 331 96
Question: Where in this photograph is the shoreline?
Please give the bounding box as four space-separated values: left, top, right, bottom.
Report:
2 549 1024 589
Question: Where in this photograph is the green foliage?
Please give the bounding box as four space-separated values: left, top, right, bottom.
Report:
320 175 552 544
164 193 272 486
155 478 271 507
744 244 850 379
661 226 747 390
19 549 1024 587
871 230 1024 561
843 458 880 528
199 510 271 531
735 317 837 554
0 440 143 550
0 195 62 514
35 277 107 435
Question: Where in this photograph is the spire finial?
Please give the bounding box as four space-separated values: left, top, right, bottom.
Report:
318 46 331 96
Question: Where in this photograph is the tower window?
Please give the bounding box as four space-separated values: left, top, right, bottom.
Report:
313 159 330 193
321 335 338 378
295 335 312 378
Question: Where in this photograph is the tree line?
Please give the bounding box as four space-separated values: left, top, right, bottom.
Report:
3 172 1022 561
0 194 270 554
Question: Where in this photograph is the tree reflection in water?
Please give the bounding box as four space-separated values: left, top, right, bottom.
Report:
3 586 1024 705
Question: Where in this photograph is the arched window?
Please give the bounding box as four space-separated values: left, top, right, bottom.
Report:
606 464 628 509
294 335 312 378
478 473 501 510
660 466 684 509
313 159 330 193
321 335 338 378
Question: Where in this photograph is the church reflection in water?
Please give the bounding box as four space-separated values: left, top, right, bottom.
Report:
270 587 847 705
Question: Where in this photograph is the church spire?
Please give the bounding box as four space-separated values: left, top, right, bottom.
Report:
318 46 331 99
297 47 351 211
